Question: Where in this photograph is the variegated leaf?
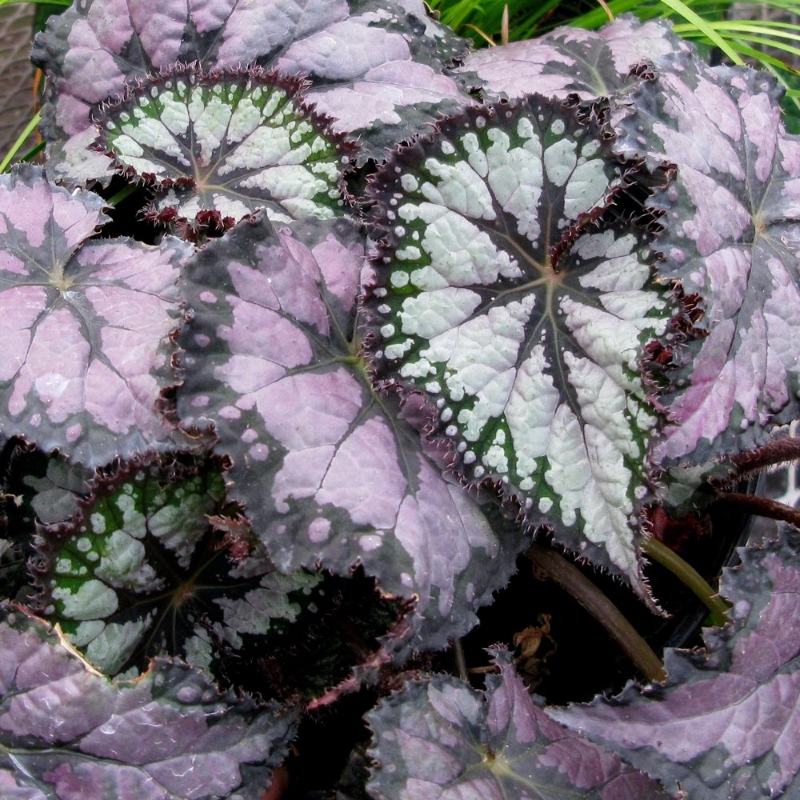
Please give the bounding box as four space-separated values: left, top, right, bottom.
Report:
31 0 468 182
33 453 326 677
0 444 92 606
97 65 353 232
177 213 522 651
366 96 677 589
366 649 670 800
0 166 190 467
551 527 800 799
614 54 800 464
457 15 692 103
0 605 297 800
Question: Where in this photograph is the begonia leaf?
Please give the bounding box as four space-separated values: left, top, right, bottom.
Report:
365 96 679 590
31 0 468 182
96 65 353 232
458 15 692 103
0 443 92 604
0 166 190 467
366 649 671 799
551 527 800 799
33 453 327 678
0 440 92 529
613 54 800 463
177 213 522 651
23 456 91 527
0 605 297 800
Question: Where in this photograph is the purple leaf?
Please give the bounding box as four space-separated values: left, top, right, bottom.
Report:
364 96 680 591
0 771 46 800
32 0 468 181
366 649 671 799
0 605 297 800
551 527 800 799
0 166 191 467
613 54 800 463
457 15 692 102
177 213 522 651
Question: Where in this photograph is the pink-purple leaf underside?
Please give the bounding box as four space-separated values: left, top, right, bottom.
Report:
551 527 800 799
457 15 692 102
614 55 800 464
176 213 523 652
31 0 468 180
0 605 298 800
366 648 671 800
0 166 191 467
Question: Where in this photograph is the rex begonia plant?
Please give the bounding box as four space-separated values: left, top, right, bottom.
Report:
0 1 798 797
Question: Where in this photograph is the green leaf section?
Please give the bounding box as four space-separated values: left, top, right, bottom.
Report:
37 454 322 676
368 96 676 588
99 66 350 229
34 453 406 702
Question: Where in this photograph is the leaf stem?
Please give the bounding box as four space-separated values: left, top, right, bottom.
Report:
452 638 468 682
727 437 800 479
641 536 729 627
525 544 666 684
718 491 800 528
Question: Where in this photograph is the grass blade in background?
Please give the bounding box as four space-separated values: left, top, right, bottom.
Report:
0 3 37 161
432 0 800 127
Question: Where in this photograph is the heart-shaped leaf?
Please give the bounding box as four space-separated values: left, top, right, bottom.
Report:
96 65 354 233
0 166 190 467
177 213 522 651
0 605 297 800
31 0 468 182
366 96 679 589
366 648 670 799
551 526 800 799
613 54 800 464
31 452 409 701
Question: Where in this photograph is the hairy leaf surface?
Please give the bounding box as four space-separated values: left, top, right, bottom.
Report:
366 97 676 588
552 527 800 799
177 213 521 651
31 0 467 181
0 167 190 467
366 649 670 799
97 66 352 231
0 606 297 800
614 55 800 463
